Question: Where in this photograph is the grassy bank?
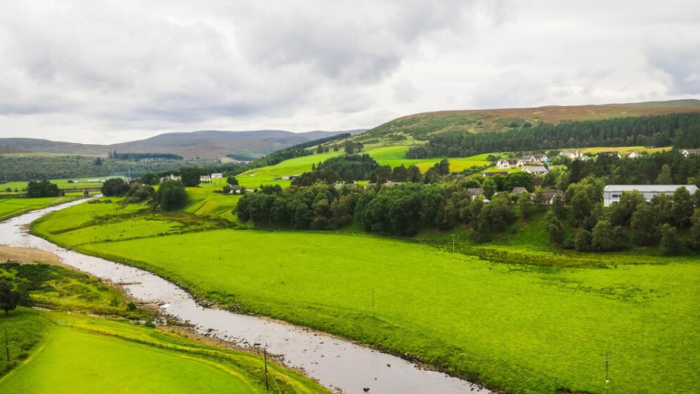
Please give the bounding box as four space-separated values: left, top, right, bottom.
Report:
0 260 328 394
31 199 700 394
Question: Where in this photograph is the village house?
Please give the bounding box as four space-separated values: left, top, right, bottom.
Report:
211 173 223 179
159 174 181 183
467 188 484 199
225 185 244 194
598 151 622 160
539 189 564 205
627 151 641 159
200 175 212 182
522 166 549 176
603 185 699 207
496 159 520 169
517 154 548 167
559 150 583 160
679 148 700 157
511 187 528 195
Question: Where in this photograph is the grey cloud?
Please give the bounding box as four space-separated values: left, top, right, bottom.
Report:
644 29 700 94
0 0 697 143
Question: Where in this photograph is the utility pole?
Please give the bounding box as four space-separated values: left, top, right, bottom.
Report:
5 328 9 362
264 348 269 391
603 351 611 394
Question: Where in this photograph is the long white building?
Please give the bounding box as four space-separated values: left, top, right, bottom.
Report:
603 185 698 207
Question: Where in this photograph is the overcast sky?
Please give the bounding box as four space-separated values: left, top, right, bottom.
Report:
0 0 698 144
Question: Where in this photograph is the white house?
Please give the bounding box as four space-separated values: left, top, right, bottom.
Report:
211 173 223 179
603 185 699 207
627 151 641 159
679 149 700 157
497 159 520 169
200 175 211 182
522 166 549 176
560 150 583 160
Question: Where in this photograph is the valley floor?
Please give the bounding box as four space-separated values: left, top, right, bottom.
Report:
30 194 700 394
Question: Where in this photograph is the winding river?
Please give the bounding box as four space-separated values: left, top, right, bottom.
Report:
0 199 491 394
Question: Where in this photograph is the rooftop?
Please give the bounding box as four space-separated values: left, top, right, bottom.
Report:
604 185 699 192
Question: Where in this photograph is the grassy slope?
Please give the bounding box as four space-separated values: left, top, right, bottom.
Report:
0 262 328 394
2 326 259 394
358 99 700 140
0 311 327 394
32 200 700 394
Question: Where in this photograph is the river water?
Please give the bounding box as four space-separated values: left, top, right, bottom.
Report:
0 200 491 394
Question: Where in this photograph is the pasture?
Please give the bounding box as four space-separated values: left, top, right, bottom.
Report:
32 198 700 394
364 145 498 172
0 177 114 194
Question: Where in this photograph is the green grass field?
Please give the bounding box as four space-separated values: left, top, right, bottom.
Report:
0 261 328 394
233 146 497 185
0 177 115 193
31 198 700 394
0 196 80 222
364 146 497 172
236 152 344 188
577 146 670 156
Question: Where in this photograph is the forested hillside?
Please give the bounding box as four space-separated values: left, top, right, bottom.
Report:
408 112 700 158
357 99 700 143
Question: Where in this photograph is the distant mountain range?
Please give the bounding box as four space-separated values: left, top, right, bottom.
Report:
0 129 366 160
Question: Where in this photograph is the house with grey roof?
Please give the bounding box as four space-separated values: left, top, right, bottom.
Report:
522 166 549 176
539 189 564 204
679 149 700 157
467 188 484 199
497 159 520 169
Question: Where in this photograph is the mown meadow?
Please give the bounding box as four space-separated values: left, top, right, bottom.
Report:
31 193 700 394
0 261 328 394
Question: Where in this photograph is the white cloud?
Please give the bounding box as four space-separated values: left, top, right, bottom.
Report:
0 0 697 143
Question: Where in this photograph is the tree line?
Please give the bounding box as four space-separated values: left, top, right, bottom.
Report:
0 155 215 183
407 112 700 158
107 151 184 160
